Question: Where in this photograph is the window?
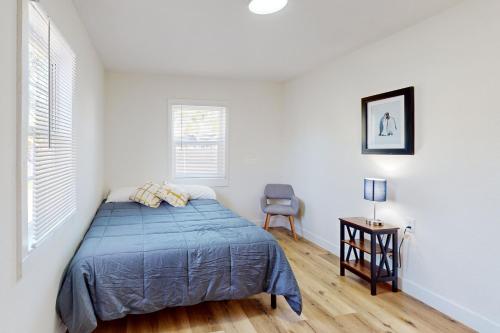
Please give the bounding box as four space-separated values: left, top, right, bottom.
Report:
26 2 76 250
169 102 228 186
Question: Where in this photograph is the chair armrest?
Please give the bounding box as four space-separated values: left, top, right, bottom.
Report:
260 196 269 212
290 196 300 216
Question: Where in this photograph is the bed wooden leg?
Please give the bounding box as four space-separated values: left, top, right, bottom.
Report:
271 294 277 309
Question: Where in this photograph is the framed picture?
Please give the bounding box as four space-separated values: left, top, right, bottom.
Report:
362 87 414 155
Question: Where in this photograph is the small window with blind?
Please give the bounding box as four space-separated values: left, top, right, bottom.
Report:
25 2 76 251
169 102 228 186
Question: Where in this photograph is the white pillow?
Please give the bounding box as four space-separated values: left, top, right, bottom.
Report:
163 182 216 200
106 186 138 203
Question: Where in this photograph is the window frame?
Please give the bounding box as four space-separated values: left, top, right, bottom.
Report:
167 99 230 187
16 0 77 270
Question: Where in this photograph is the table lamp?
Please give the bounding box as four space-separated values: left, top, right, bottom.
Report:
364 178 387 226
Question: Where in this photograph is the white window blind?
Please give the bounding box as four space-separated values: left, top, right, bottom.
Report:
27 3 76 249
171 104 227 182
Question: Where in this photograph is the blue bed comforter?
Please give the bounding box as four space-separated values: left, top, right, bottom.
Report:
56 199 302 333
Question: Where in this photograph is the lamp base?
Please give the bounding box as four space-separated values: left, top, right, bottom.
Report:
365 219 384 226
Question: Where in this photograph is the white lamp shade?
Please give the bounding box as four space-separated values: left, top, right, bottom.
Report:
249 0 288 15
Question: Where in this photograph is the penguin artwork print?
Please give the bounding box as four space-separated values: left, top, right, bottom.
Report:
379 112 398 136
362 86 414 155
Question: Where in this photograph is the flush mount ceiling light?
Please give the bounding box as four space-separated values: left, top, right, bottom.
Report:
248 0 288 15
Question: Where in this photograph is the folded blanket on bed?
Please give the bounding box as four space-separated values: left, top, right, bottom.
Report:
56 199 302 333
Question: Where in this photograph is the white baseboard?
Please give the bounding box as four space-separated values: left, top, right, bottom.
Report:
298 226 499 333
301 227 340 256
402 278 499 333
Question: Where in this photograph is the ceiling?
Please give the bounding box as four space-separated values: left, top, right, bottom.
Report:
74 0 460 81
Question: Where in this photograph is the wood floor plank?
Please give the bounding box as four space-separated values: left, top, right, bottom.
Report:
210 301 258 333
93 228 474 333
156 306 192 333
239 297 284 333
274 229 469 333
185 303 222 333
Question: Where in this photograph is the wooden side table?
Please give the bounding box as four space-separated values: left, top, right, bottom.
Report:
339 217 399 295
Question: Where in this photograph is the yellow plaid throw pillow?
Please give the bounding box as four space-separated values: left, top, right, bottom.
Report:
129 182 162 208
156 184 190 207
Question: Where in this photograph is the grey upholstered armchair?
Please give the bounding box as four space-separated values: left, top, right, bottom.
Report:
261 184 299 240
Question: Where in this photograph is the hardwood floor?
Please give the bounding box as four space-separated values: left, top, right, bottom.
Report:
94 228 474 333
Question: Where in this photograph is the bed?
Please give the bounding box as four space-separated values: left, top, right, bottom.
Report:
56 199 302 333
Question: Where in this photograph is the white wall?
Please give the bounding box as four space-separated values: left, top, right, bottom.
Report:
104 72 284 221
0 0 104 332
282 0 500 331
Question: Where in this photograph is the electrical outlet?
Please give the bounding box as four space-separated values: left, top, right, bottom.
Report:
405 217 416 233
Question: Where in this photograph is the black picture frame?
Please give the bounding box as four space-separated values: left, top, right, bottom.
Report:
361 87 414 155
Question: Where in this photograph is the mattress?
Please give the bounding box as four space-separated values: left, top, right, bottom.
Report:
56 199 302 333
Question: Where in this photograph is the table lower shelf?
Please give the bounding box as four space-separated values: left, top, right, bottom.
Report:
341 260 394 282
342 239 384 254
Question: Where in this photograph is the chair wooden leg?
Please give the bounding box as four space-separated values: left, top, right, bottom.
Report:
264 214 270 230
288 216 298 240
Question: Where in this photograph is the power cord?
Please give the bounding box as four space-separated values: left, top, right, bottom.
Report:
398 226 411 268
